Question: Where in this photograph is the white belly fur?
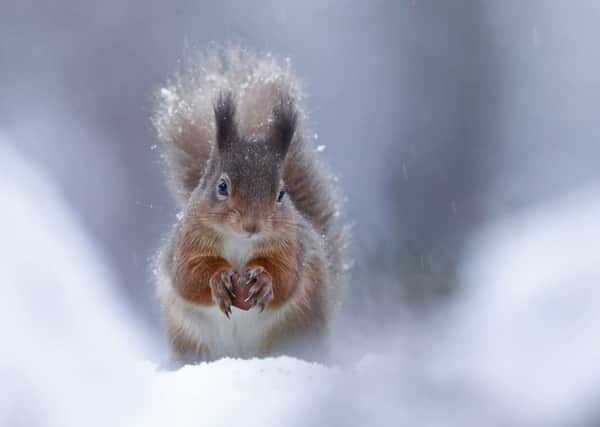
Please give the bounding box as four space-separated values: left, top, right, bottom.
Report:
169 295 278 358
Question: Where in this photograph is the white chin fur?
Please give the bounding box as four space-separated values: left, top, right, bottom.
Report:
221 231 256 270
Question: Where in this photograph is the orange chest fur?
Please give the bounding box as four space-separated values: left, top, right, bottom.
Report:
176 228 299 308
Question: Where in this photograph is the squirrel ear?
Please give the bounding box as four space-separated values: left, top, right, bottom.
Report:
270 95 297 158
214 91 239 152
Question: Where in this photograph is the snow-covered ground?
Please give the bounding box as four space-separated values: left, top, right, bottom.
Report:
2 139 600 426
450 188 600 423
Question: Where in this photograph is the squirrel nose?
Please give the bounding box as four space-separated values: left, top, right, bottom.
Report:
243 222 260 235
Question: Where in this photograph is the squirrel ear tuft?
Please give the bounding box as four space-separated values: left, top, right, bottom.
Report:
270 95 297 158
214 91 239 152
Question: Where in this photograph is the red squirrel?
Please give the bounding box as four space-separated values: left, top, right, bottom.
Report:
153 47 349 363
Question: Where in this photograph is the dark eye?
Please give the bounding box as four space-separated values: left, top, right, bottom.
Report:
217 178 228 198
277 189 286 203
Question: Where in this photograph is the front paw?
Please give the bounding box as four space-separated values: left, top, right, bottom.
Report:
209 269 236 318
242 266 274 312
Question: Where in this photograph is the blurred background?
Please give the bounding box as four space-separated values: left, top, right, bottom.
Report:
2 1 600 425
3 0 599 328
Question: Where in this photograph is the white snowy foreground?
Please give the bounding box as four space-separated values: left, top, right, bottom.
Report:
2 139 600 426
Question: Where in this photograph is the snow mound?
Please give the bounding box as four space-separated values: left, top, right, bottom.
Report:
452 186 600 422
135 357 343 427
0 141 153 427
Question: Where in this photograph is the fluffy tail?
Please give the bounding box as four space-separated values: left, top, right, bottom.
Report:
153 46 350 295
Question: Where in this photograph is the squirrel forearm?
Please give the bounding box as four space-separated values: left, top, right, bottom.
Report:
174 249 231 305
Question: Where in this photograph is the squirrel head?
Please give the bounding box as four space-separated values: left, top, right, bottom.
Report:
189 91 298 239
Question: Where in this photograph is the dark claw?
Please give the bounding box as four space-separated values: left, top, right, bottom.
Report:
244 266 264 286
244 273 257 287
258 290 272 312
244 287 260 303
221 271 235 293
